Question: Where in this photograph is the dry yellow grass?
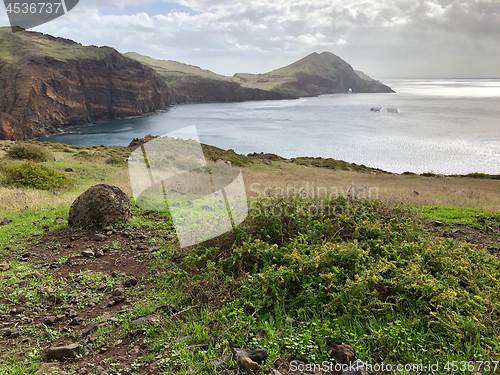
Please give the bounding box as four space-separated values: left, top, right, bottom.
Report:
241 161 500 211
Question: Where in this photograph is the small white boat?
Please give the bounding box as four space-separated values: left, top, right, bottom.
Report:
370 107 382 112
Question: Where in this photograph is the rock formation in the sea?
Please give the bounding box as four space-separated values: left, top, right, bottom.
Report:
0 28 169 140
124 52 294 104
233 52 394 96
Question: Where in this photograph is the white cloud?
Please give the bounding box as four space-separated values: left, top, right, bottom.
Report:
3 0 495 77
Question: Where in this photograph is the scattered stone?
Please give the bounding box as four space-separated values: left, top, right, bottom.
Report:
112 288 124 296
156 304 179 314
232 348 268 364
341 359 369 375
95 250 105 258
0 217 10 225
65 309 78 318
108 300 116 307
94 365 105 375
103 225 113 231
238 356 259 370
137 243 147 251
54 217 65 224
0 264 9 271
187 366 195 375
269 370 283 375
70 317 84 325
64 167 73 172
435 220 443 226
93 233 107 242
201 205 213 211
106 231 113 236
97 284 107 291
10 307 26 315
10 328 20 338
46 343 80 361
115 339 123 346
329 343 356 364
131 314 161 324
68 184 131 226
82 249 95 257
49 296 63 304
44 316 58 325
124 278 138 287
113 295 125 303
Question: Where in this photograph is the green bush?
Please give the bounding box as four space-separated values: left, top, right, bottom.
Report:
7 143 53 162
106 156 126 165
0 161 71 190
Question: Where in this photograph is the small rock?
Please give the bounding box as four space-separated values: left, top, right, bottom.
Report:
0 264 9 271
44 316 58 325
124 278 138 287
435 220 443 226
93 234 107 241
106 231 113 236
97 284 107 291
108 300 116 307
40 287 54 293
54 217 65 224
131 314 161 324
330 343 355 364
187 366 195 375
65 309 78 318
70 317 84 325
0 217 10 225
10 328 20 338
94 365 105 375
238 356 259 370
201 205 213 211
115 339 123 346
103 225 113 231
46 343 80 361
113 295 125 303
269 371 282 375
10 307 26 315
95 250 105 258
82 249 95 257
232 348 268 364
64 167 74 172
112 288 124 296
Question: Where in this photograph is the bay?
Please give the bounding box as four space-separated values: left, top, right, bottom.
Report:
38 79 500 175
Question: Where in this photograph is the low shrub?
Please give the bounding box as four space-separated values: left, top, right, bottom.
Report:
7 143 54 162
0 161 71 190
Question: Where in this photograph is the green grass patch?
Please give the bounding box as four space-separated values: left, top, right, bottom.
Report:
415 206 500 227
6 143 53 162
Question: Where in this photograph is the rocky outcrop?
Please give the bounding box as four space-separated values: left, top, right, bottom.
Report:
0 28 169 140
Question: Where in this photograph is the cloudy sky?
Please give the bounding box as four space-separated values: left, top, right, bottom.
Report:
1 0 499 78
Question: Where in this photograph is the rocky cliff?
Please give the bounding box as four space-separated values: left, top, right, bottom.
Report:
0 28 169 140
233 52 394 96
124 53 293 104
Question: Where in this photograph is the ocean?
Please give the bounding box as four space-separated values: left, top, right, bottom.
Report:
37 79 500 175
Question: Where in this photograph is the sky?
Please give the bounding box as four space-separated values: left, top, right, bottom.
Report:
1 0 499 78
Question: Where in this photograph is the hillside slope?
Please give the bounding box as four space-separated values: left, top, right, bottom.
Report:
0 28 170 140
124 52 292 104
233 52 394 96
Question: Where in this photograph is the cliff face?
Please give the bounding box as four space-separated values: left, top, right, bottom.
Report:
233 52 394 96
124 53 293 104
0 29 169 140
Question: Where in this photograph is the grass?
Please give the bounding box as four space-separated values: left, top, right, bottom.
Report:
0 140 499 374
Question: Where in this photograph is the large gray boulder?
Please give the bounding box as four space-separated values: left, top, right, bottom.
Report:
68 184 131 226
